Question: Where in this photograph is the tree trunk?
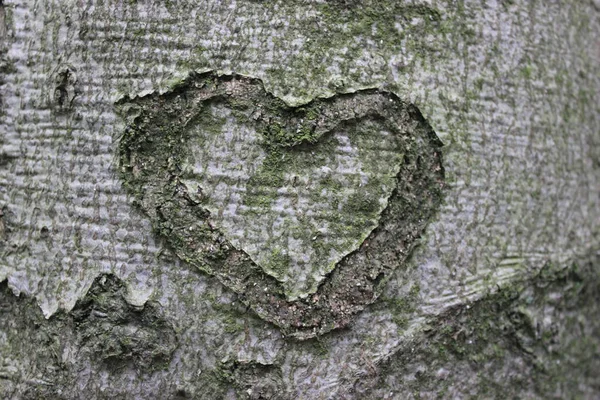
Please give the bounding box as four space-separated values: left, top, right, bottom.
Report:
1 0 599 398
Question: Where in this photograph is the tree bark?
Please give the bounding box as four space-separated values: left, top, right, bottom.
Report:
0 0 599 398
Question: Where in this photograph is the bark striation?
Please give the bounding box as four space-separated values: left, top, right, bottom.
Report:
0 0 598 398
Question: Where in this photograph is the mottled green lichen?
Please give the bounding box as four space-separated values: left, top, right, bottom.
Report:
381 282 422 332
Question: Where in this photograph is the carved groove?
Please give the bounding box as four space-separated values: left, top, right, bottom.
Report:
117 71 445 338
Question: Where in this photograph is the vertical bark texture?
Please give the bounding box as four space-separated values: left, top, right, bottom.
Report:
0 0 599 398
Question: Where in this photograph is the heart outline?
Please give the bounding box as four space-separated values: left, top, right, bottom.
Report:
178 102 408 300
118 71 445 339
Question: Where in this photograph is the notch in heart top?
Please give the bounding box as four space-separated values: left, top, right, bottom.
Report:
118 72 445 339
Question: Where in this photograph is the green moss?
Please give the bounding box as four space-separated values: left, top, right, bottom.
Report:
223 316 245 334
383 283 422 332
302 336 330 358
264 248 292 279
343 191 380 216
520 65 534 79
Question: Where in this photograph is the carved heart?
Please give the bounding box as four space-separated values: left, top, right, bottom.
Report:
118 72 444 338
179 103 403 300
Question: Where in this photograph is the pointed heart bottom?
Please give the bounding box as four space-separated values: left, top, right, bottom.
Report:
179 103 404 300
118 72 445 338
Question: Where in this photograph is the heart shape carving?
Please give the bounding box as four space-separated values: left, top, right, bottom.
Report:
179 103 404 300
118 72 444 338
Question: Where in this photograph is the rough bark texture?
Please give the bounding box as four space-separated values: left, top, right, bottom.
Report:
0 0 599 399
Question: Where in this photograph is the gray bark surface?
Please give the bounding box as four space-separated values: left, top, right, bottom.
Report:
0 0 599 399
